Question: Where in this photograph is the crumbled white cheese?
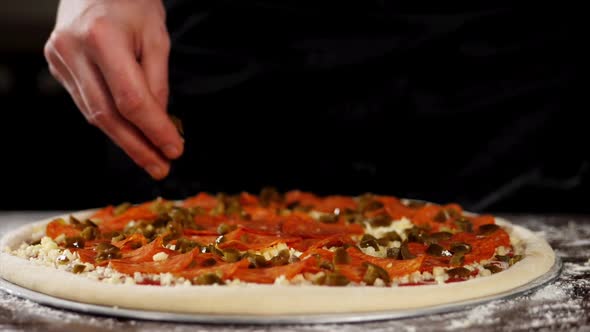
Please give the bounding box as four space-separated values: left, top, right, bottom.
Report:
160 273 174 286
54 234 66 244
496 246 510 256
364 217 413 240
433 266 449 284
41 237 58 250
255 242 302 260
133 272 144 283
373 278 386 287
273 275 290 286
409 271 423 283
359 245 387 258
152 252 169 262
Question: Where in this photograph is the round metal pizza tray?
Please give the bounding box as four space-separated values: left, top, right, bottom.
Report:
0 256 562 325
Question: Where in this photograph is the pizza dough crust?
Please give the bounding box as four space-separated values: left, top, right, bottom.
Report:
0 211 555 315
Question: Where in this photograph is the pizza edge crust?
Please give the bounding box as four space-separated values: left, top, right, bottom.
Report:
0 210 556 315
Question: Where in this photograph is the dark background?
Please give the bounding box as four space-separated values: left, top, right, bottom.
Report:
0 3 586 213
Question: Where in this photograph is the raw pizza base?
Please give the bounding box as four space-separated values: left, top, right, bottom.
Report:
0 210 555 315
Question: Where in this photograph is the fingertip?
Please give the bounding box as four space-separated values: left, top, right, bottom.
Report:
145 163 170 180
162 141 184 160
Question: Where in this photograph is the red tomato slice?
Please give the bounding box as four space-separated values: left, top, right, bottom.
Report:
122 237 174 263
110 248 197 275
239 192 259 206
99 202 158 233
470 215 496 229
302 234 356 253
183 192 218 209
347 247 424 279
46 219 80 239
314 196 357 213
183 229 218 236
284 190 321 208
288 238 320 252
217 228 300 251
89 206 114 223
186 235 219 246
281 215 364 239
376 196 415 220
462 229 511 264
408 242 427 256
76 248 97 264
112 233 148 251
177 259 249 281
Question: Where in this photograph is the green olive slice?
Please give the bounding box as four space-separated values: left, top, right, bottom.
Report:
246 254 270 268
363 263 390 285
319 214 339 224
80 226 97 240
176 238 199 253
495 254 510 263
426 244 445 257
400 242 416 260
201 257 218 267
320 261 335 271
450 242 472 255
194 273 223 285
484 264 503 274
369 215 391 227
65 236 85 249
386 247 400 259
378 231 401 245
406 227 428 243
201 244 223 256
446 267 471 278
450 253 465 266
72 264 86 274
222 248 242 263
95 242 122 261
56 254 69 265
509 255 523 265
333 247 350 265
217 223 237 235
360 234 380 251
429 231 453 242
324 272 350 286
454 217 473 233
478 224 500 235
270 249 290 266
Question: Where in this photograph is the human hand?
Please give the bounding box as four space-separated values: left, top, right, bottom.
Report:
44 0 183 180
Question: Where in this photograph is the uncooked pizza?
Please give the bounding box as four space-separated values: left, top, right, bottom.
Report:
0 189 555 315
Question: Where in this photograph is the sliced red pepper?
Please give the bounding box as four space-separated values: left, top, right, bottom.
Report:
281 215 364 239
112 233 148 251
110 248 198 275
121 237 174 263
218 227 300 251
46 219 80 239
182 192 218 210
347 247 425 279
